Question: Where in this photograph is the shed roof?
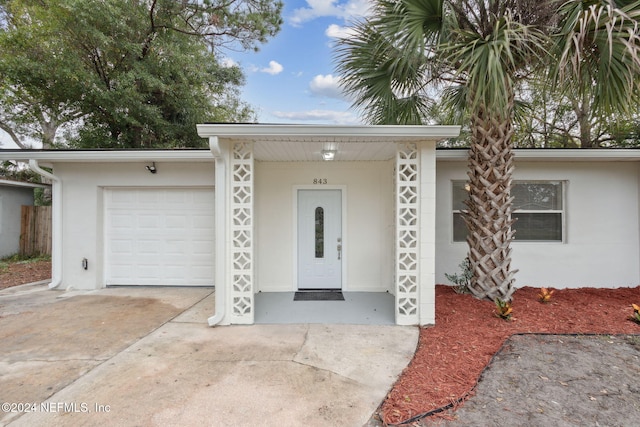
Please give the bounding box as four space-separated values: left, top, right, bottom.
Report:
0 178 50 189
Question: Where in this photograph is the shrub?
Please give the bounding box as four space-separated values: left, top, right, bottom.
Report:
444 258 472 294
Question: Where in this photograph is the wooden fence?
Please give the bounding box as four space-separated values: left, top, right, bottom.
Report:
20 205 52 256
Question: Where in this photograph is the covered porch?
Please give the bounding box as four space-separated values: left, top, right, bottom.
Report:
196 124 460 326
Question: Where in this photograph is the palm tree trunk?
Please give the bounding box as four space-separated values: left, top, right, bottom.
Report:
463 104 518 302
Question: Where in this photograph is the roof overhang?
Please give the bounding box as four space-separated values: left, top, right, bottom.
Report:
197 124 462 161
0 149 213 164
0 178 50 189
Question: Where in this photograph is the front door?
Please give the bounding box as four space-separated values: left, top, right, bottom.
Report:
297 190 342 289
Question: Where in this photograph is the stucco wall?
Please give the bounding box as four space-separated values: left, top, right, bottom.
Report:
0 186 35 258
436 160 640 288
255 161 394 292
53 162 215 290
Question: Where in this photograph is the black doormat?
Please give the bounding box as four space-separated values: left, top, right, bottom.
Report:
294 291 344 301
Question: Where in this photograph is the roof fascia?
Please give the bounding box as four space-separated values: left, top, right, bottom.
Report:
197 124 461 140
0 179 50 188
0 150 213 163
437 149 640 162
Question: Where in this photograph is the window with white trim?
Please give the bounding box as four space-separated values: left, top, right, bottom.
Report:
453 181 565 242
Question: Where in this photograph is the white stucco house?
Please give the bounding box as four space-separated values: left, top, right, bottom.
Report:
1 124 639 326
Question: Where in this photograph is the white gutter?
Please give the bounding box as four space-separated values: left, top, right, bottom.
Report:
28 160 62 289
207 136 225 326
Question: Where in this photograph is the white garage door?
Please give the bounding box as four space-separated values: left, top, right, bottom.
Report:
105 188 215 286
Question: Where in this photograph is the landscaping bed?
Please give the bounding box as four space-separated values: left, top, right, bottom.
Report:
0 257 51 289
378 285 640 425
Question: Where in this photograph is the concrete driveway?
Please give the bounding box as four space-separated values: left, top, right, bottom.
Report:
0 283 418 427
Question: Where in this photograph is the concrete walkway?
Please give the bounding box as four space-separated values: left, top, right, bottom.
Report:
0 284 418 427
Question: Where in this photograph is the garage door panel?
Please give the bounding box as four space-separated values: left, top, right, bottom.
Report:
138 214 161 229
110 239 134 255
110 191 135 204
138 191 161 204
165 241 187 256
165 191 187 203
166 215 188 229
137 240 160 254
110 213 134 230
105 188 215 286
191 264 214 276
192 214 215 229
191 240 214 255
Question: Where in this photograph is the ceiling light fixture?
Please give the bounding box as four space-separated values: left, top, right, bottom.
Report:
321 150 336 161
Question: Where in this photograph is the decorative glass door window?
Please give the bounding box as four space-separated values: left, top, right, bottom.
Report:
315 207 324 258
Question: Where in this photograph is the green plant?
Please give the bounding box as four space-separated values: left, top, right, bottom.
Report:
494 298 513 321
538 287 554 303
444 258 472 294
0 253 51 264
630 304 640 325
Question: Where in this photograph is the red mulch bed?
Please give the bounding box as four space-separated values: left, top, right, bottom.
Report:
0 259 51 290
380 285 640 425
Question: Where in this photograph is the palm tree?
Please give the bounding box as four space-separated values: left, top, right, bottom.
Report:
335 0 640 302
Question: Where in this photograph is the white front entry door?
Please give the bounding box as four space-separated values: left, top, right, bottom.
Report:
297 190 342 289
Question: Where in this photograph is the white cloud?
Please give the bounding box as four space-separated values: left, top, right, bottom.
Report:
309 74 347 100
221 57 238 68
325 23 357 39
260 60 284 75
290 0 372 27
272 109 361 125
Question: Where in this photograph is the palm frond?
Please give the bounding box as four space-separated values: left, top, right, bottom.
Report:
334 0 446 124
553 0 640 115
443 10 547 118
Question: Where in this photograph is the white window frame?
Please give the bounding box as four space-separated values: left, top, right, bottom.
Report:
452 180 566 243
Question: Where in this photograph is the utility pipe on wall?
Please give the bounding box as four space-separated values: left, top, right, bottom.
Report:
28 159 62 289
207 136 226 326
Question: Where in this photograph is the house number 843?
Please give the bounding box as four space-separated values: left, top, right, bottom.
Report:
313 178 328 184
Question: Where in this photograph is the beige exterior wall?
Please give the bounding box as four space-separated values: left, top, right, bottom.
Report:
436 160 640 289
53 162 215 290
255 161 395 293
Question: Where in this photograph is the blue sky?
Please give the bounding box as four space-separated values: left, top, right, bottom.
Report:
225 0 371 125
0 0 370 148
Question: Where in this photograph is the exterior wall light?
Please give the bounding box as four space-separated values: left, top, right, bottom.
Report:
146 162 157 173
321 150 336 161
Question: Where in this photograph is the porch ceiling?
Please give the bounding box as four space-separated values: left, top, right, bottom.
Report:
252 137 396 161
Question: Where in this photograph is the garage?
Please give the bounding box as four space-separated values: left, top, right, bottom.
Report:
105 187 215 286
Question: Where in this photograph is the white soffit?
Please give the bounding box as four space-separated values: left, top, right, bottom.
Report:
198 124 462 161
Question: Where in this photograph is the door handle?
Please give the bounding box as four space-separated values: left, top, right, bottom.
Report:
337 244 342 260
